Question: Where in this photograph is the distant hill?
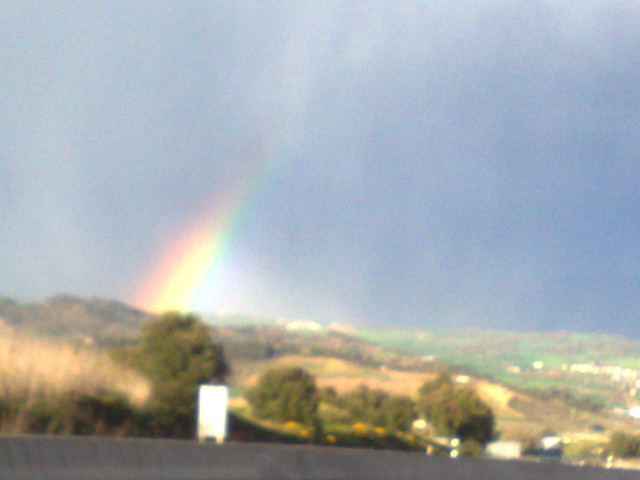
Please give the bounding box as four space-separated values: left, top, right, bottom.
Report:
0 295 154 342
358 329 640 375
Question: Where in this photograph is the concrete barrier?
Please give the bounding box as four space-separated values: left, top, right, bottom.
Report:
0 435 637 480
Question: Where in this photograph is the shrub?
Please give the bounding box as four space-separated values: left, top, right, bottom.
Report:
607 432 640 458
0 331 150 410
338 385 416 433
0 330 150 434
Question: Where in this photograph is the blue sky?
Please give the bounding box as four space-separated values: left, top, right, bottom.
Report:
2 1 640 335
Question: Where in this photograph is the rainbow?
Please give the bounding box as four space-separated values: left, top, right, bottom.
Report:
133 158 264 314
132 120 297 314
133 90 309 314
134 216 225 314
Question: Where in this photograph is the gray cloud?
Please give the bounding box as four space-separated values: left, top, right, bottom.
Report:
2 1 640 335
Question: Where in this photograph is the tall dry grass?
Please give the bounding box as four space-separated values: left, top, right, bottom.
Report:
0 329 150 409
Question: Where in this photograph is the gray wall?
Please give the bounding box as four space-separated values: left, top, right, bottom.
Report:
0 436 636 480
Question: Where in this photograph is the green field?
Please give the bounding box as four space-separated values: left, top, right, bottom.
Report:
357 328 640 410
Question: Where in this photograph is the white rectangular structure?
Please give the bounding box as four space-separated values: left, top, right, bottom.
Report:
485 441 522 460
197 385 228 443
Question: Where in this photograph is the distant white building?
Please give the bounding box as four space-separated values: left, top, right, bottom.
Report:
540 436 562 450
629 406 640 419
412 419 428 431
285 320 323 331
485 441 522 460
570 363 600 374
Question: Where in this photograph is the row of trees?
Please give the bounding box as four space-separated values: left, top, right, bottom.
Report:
321 385 417 433
247 366 494 446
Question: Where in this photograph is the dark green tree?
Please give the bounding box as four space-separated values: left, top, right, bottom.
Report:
248 366 319 426
416 373 494 445
131 312 228 417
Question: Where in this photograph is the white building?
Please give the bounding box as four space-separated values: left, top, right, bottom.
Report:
485 441 522 460
285 320 323 331
629 406 640 419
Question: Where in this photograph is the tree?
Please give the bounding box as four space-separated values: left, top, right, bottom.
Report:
607 432 640 458
416 373 494 445
130 312 228 416
248 366 319 426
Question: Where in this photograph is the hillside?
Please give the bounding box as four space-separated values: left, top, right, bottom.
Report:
358 329 640 372
230 354 640 442
359 329 640 413
0 295 153 342
215 323 447 374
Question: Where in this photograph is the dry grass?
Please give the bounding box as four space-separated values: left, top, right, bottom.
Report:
0 329 150 408
237 355 436 397
475 381 520 413
316 370 437 396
